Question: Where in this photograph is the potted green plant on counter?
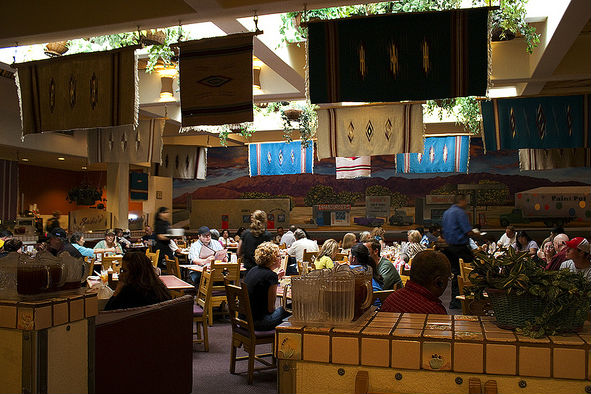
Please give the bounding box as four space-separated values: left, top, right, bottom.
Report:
466 248 591 337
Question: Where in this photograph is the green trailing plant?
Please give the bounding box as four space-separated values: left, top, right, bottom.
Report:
425 97 482 135
466 249 591 337
474 0 540 54
67 27 183 73
281 102 318 148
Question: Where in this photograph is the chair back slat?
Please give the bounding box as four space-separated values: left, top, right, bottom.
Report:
197 269 214 311
146 249 160 268
302 250 318 264
165 255 182 278
224 279 255 336
209 262 240 284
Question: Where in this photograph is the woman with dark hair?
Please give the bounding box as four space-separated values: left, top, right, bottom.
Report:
219 229 233 247
154 207 174 269
512 230 539 256
238 210 273 271
104 252 171 311
349 243 384 292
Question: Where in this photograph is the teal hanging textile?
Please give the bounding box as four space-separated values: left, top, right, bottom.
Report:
482 94 590 151
308 8 489 104
396 136 469 173
249 141 314 176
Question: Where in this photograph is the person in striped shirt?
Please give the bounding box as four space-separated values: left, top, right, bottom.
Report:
380 250 452 315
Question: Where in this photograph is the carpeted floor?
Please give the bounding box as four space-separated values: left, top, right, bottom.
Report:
192 319 276 394
191 279 457 393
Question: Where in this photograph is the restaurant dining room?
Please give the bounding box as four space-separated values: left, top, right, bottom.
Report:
0 0 590 393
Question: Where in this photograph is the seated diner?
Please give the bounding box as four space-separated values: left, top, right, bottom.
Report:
380 250 451 314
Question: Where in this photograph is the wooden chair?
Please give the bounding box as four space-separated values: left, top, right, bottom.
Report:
207 261 241 326
296 260 311 275
302 250 318 264
334 253 348 262
458 258 488 316
224 279 275 385
193 269 213 352
164 255 182 278
102 255 122 271
372 289 395 305
146 249 160 268
399 275 410 286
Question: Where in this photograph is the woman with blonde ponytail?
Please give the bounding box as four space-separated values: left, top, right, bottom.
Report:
238 210 273 271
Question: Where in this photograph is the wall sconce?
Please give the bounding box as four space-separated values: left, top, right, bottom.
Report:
156 65 177 102
160 76 175 101
253 56 263 91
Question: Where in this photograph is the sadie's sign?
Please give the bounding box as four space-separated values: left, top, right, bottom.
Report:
69 209 112 231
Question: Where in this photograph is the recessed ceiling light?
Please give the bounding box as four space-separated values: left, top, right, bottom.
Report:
81 166 87 170
21 158 29 162
57 157 65 161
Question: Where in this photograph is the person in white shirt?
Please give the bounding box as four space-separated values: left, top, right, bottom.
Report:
188 226 227 285
560 237 591 282
280 225 297 248
287 229 318 262
497 225 516 248
188 226 226 266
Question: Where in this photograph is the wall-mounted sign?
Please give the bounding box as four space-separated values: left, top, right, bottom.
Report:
69 208 112 232
366 196 390 218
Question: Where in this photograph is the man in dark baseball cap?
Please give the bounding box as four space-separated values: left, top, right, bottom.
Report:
197 226 210 236
48 228 83 258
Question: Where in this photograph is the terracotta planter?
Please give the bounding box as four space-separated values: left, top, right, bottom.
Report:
44 41 69 57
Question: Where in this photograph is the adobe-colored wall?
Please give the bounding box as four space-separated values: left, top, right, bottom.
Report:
18 165 107 215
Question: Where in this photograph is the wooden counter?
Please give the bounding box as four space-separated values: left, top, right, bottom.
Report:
275 312 591 394
0 292 98 394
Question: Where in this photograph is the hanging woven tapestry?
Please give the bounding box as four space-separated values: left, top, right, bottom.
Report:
249 141 314 176
87 119 164 164
177 33 255 128
336 156 371 179
308 8 489 104
519 148 591 170
129 172 149 200
396 136 469 173
156 146 207 180
15 46 138 135
316 103 424 160
482 94 590 151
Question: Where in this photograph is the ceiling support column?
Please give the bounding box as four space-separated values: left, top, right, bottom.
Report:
106 162 129 229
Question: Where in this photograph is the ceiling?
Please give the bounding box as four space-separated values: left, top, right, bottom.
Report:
0 0 589 172
0 0 363 48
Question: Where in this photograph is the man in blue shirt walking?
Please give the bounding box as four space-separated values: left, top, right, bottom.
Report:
441 194 474 310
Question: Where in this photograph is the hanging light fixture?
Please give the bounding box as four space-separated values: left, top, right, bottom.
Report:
156 64 178 102
253 56 263 91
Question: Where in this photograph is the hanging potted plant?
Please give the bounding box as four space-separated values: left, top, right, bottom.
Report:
44 41 69 57
466 249 591 337
66 185 104 206
281 102 318 148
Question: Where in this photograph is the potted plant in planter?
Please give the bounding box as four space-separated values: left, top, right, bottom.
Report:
466 248 591 337
66 185 104 206
280 102 318 148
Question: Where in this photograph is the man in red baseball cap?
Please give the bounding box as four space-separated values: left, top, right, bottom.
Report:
560 237 591 281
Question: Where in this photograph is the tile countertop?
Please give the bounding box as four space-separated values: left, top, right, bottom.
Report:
276 312 591 381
